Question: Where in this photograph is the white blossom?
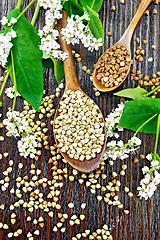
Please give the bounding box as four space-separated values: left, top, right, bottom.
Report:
104 101 141 161
1 16 8 25
130 136 141 146
38 0 62 11
7 17 18 27
3 111 31 137
151 160 159 168
38 1 102 61
146 153 152 161
38 1 68 61
0 30 17 67
142 166 149 174
5 86 20 99
105 101 125 139
17 135 37 159
3 110 37 158
61 12 103 51
138 154 160 200
8 29 17 38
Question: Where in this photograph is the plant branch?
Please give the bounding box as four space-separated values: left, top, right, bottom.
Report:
154 114 160 155
145 85 160 97
16 0 36 21
16 0 23 10
133 113 158 137
31 2 40 26
62 0 67 6
0 71 9 98
11 50 17 111
91 0 96 9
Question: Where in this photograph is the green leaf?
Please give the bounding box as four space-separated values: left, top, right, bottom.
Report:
43 51 64 84
86 6 104 42
119 99 160 134
63 2 73 16
42 51 54 68
51 57 64 85
42 58 54 68
0 30 6 35
64 0 84 16
69 0 84 11
5 9 43 111
79 0 103 12
0 101 2 107
114 86 149 100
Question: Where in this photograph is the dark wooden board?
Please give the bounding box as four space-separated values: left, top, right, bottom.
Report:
0 0 160 239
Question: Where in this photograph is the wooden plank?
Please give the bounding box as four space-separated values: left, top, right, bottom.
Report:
0 0 159 239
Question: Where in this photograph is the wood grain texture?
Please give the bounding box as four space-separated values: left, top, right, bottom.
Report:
0 0 160 239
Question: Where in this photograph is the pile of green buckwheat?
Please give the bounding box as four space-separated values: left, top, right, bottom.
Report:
54 90 105 161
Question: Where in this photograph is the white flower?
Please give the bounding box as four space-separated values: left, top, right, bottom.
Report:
154 171 160 184
17 134 37 158
114 133 120 138
38 0 62 11
146 153 152 161
117 140 124 147
38 2 102 60
5 86 20 99
0 31 17 67
9 29 17 38
104 101 142 161
107 140 116 147
1 16 8 25
61 12 102 51
142 166 149 174
38 29 44 38
91 37 102 51
3 110 38 158
151 160 159 167
10 17 17 24
130 136 141 146
138 153 160 200
137 186 147 199
105 102 125 139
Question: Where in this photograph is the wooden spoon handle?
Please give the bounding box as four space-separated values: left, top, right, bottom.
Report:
56 9 80 91
120 0 153 45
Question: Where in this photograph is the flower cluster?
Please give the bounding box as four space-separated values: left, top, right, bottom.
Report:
17 135 37 159
61 12 103 51
38 0 103 60
105 137 141 161
3 111 31 137
105 102 125 139
5 86 21 99
137 154 160 200
104 102 141 161
3 111 37 158
38 0 68 61
105 101 160 200
38 0 62 11
1 16 17 26
0 30 17 67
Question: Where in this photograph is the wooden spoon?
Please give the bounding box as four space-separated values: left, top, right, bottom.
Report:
53 9 106 173
92 0 153 92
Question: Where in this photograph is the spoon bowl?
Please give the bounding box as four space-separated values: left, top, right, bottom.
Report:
93 0 153 92
53 9 106 172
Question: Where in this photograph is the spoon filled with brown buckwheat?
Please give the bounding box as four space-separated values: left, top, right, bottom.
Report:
92 0 153 92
